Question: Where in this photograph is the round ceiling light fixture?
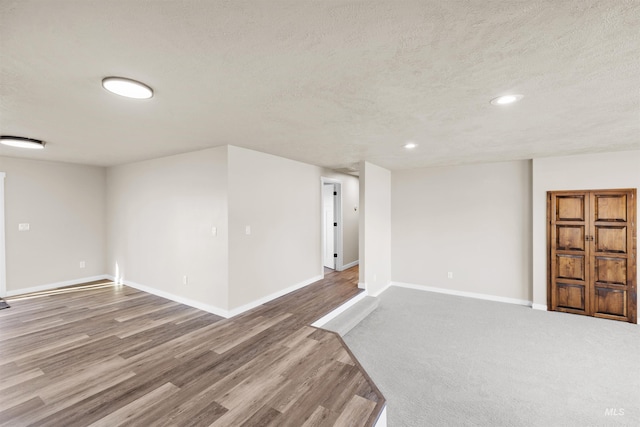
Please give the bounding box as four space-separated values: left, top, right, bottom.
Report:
404 142 418 149
102 77 153 99
490 94 524 106
0 136 46 150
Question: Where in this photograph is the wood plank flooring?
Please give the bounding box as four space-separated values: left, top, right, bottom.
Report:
0 267 385 426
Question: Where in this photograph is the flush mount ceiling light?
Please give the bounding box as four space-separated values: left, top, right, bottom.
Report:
404 142 418 149
102 77 153 99
490 94 524 106
0 136 46 150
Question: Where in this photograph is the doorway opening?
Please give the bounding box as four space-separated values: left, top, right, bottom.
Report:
321 177 343 275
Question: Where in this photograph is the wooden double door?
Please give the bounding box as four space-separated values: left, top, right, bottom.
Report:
548 189 637 323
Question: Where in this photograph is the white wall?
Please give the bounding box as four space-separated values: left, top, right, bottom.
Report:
360 161 391 296
227 146 323 310
321 169 360 267
106 145 338 315
0 156 106 293
391 160 532 302
0 172 6 297
106 147 229 312
532 150 640 311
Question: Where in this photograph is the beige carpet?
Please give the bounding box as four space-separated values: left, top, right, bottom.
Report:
343 286 640 427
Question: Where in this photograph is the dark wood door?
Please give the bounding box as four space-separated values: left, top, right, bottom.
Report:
548 189 637 323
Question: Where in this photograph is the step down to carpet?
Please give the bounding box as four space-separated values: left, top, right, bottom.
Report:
323 296 379 336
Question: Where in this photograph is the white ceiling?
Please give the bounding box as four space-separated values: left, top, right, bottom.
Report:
1 0 638 171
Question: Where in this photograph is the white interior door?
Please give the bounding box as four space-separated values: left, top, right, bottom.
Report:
323 184 335 269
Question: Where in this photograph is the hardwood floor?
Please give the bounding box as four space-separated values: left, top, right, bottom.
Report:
0 267 384 426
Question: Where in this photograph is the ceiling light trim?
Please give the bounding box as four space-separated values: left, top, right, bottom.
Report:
102 77 154 99
0 136 46 150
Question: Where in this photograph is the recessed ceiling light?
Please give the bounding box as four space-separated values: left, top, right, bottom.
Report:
490 94 523 106
404 142 418 149
102 77 153 99
0 136 46 150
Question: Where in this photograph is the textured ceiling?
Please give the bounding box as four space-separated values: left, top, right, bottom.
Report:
1 0 639 170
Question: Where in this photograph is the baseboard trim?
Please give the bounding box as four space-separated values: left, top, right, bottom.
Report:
356 281 392 296
369 282 392 298
113 274 325 319
532 303 548 311
6 275 111 297
227 275 323 317
9 272 330 319
374 405 388 427
311 292 368 328
390 282 532 307
339 260 359 271
107 275 231 318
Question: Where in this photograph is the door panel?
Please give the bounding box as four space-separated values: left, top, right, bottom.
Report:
594 194 627 222
590 190 635 322
556 225 585 250
556 254 585 280
556 196 585 221
556 283 585 311
594 257 627 285
594 226 627 253
594 287 627 318
548 189 636 323
550 192 589 316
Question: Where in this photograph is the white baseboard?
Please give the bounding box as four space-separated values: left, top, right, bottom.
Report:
311 292 368 328
391 282 532 307
339 260 359 271
6 275 111 297
111 274 324 319
227 275 323 317
369 282 392 297
356 281 392 296
108 276 231 318
374 405 387 427
532 303 548 311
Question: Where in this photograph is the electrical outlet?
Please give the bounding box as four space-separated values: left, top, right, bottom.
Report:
183 275 188 285
80 261 86 269
245 225 251 235
18 223 30 231
447 272 453 279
